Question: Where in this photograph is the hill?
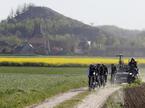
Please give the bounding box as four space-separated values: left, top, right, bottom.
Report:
0 4 145 56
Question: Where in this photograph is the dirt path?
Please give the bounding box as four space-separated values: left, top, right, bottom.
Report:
27 88 86 108
27 85 120 108
76 85 120 108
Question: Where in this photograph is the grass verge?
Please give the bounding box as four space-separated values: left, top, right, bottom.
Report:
103 90 124 108
123 78 143 88
54 91 89 108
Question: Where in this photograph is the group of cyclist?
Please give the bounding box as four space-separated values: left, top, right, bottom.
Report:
88 58 139 89
88 64 109 88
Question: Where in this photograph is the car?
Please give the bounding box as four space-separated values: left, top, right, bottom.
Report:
114 54 129 84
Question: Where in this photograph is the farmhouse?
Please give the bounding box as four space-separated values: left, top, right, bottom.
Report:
13 43 34 54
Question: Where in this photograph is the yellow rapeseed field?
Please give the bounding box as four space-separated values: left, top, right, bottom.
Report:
0 56 145 65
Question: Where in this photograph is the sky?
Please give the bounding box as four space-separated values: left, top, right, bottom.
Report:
0 0 145 30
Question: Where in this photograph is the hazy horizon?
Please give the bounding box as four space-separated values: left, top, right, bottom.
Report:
1 0 145 30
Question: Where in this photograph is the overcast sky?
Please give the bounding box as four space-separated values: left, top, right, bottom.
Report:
0 0 145 30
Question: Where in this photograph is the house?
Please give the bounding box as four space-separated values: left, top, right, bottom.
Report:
13 43 34 54
28 37 50 54
74 41 91 54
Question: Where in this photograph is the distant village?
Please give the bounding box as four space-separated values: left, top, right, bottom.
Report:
0 38 92 55
0 38 145 57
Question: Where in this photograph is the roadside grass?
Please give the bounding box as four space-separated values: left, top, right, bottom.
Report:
54 91 89 108
0 67 87 108
103 90 124 108
139 68 145 81
123 78 143 88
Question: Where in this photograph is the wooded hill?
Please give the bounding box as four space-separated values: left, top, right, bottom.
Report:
0 4 145 56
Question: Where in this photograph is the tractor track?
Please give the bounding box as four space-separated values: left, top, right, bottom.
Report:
27 84 120 108
26 87 87 108
76 85 120 108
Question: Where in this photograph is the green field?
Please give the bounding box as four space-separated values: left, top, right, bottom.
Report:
0 67 87 108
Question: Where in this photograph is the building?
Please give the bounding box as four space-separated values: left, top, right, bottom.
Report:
13 43 34 54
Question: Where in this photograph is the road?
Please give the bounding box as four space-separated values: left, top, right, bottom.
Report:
27 85 120 108
76 85 120 108
27 88 86 108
